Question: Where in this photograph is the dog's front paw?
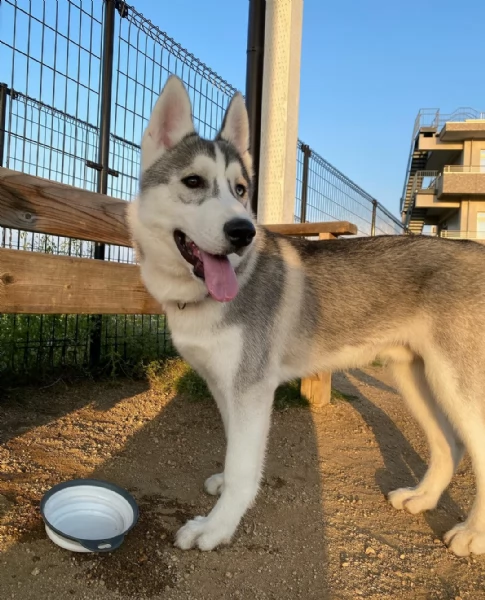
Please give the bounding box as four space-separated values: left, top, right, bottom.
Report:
175 516 235 551
388 486 439 514
444 522 485 556
204 473 224 496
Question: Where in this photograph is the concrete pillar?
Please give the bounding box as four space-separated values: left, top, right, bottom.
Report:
257 0 303 225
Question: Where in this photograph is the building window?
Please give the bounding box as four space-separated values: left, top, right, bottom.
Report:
477 212 485 240
481 150 485 173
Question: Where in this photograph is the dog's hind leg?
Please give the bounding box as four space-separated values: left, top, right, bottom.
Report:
175 379 276 551
441 419 485 555
423 356 485 556
387 355 464 515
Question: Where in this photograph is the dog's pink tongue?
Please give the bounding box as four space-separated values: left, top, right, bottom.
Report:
199 250 238 302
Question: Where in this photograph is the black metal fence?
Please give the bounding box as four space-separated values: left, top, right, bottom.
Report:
295 142 403 236
0 0 403 377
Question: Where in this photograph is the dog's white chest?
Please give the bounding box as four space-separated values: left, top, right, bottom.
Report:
166 302 243 388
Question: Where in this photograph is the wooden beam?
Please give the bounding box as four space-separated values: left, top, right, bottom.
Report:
0 248 162 314
300 372 332 409
265 221 357 237
0 168 358 245
300 233 334 408
0 168 131 246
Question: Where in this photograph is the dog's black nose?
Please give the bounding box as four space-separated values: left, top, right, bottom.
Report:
223 218 256 249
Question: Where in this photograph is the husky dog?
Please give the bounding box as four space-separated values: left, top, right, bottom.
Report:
128 75 485 557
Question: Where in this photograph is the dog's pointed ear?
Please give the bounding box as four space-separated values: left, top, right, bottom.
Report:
218 92 250 157
141 75 194 170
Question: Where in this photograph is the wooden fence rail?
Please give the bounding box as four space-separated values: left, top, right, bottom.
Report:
0 168 130 246
0 249 161 315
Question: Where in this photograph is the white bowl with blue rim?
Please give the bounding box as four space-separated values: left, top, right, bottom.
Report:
40 479 139 553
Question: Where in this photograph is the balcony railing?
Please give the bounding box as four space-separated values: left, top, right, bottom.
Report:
443 165 485 173
412 107 485 140
440 231 485 240
405 165 485 224
413 171 440 192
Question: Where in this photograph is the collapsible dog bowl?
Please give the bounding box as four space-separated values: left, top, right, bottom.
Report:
40 479 139 553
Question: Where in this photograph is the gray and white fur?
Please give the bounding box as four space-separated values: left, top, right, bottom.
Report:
127 75 485 557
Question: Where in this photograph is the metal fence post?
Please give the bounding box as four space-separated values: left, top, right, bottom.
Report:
371 199 377 236
245 0 265 219
0 83 8 167
90 0 116 368
300 143 311 223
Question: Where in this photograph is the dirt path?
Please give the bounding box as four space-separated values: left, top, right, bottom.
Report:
1 364 484 599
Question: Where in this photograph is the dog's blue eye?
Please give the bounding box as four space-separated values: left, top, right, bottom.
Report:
235 184 246 197
182 175 203 189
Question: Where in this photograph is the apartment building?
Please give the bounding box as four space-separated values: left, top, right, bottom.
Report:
401 108 485 240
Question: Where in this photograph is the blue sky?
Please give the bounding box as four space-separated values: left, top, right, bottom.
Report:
132 0 485 216
1 0 484 217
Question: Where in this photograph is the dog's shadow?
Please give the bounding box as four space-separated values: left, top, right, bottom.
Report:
337 369 465 536
0 370 331 599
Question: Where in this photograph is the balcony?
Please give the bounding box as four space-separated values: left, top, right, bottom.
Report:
413 171 460 210
440 121 485 142
438 165 485 197
440 231 485 244
412 107 485 140
405 167 485 230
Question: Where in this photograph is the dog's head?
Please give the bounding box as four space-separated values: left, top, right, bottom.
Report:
133 75 255 304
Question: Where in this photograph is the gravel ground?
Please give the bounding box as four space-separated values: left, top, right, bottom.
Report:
1 364 484 599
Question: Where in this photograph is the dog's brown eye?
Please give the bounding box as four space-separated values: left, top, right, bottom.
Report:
235 183 246 197
182 175 203 189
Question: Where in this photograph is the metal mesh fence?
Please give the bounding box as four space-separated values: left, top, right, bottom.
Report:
0 0 102 376
296 141 403 236
0 0 237 375
0 0 403 377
